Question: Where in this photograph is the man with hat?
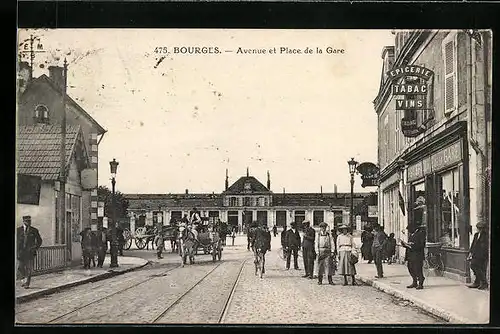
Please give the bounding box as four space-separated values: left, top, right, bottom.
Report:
316 222 335 285
284 222 301 270
467 221 489 289
17 216 42 288
401 222 426 289
301 220 316 279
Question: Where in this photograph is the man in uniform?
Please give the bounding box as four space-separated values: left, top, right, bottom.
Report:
402 223 426 289
467 221 489 289
17 216 43 288
302 220 316 279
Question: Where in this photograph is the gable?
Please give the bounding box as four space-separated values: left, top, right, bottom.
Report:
223 176 271 195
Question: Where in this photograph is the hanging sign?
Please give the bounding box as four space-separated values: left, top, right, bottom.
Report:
387 65 434 137
356 162 380 188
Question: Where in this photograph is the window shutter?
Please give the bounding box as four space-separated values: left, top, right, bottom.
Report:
443 35 457 115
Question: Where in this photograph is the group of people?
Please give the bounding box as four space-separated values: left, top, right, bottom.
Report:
79 222 126 269
281 220 359 286
360 224 397 279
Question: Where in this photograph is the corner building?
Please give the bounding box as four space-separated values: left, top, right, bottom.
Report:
374 30 492 282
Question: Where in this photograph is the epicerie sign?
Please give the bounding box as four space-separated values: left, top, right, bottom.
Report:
387 65 434 137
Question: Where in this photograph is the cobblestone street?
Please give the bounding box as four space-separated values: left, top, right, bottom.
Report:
15 236 443 324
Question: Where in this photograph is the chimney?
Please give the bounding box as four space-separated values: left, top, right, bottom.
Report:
334 184 338 197
246 167 249 177
48 65 65 91
17 61 31 94
321 185 323 194
185 189 189 194
225 168 229 190
267 171 271 190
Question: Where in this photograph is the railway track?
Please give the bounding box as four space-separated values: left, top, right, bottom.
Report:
42 263 182 323
152 258 249 324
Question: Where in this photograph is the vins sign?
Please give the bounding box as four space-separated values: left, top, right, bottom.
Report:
387 65 434 137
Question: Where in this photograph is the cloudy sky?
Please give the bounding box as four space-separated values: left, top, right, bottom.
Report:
18 29 394 194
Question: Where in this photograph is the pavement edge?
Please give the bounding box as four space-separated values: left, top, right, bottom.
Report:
355 274 476 324
16 259 150 304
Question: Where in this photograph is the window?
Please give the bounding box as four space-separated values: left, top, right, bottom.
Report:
170 211 182 222
55 191 81 244
244 197 251 207
294 210 306 225
258 197 265 206
437 169 461 248
333 211 343 228
34 105 49 124
276 211 287 227
443 33 458 116
313 210 324 226
229 197 237 207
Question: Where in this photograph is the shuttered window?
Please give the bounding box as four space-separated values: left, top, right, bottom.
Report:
443 33 458 115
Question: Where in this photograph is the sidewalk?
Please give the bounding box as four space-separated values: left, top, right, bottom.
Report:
355 261 489 324
15 256 149 303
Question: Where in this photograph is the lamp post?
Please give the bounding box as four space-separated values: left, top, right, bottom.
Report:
109 158 119 268
348 158 358 230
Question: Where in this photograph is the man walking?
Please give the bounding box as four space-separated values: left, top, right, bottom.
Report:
281 225 288 258
402 223 426 289
17 216 42 289
301 220 316 279
467 221 489 289
96 225 107 268
285 222 301 270
316 222 335 285
372 224 387 278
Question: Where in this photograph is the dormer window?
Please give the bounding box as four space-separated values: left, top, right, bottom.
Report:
34 105 49 124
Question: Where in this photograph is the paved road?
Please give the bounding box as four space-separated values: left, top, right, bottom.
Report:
15 235 444 324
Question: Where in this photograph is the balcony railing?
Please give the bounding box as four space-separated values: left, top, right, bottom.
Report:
32 245 67 275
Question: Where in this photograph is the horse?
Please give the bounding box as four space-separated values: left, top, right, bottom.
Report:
164 225 179 253
178 226 197 266
247 226 257 251
251 227 271 278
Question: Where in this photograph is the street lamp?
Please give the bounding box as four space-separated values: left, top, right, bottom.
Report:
348 157 358 230
109 158 119 268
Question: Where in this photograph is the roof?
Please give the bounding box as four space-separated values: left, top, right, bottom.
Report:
125 193 223 211
22 75 106 135
223 176 270 194
272 192 370 207
17 124 85 180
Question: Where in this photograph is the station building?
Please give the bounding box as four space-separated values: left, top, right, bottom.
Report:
124 170 369 234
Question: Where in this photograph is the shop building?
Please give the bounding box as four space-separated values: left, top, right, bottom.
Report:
374 30 491 282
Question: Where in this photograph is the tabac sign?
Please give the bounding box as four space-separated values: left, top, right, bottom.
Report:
387 65 434 137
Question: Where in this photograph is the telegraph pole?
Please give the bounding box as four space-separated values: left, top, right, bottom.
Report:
59 59 69 262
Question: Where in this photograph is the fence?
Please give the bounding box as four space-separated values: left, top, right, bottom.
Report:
32 245 67 275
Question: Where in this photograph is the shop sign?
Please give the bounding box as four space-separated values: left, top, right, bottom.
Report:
407 141 463 182
387 65 434 138
356 162 380 188
368 205 378 218
407 161 423 182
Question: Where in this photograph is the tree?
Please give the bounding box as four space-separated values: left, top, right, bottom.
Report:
97 185 129 220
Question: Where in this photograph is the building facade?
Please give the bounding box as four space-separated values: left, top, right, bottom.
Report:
374 30 492 282
17 62 107 266
124 171 369 234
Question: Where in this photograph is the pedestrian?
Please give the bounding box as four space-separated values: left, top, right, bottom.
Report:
154 230 165 259
16 215 43 289
96 226 107 268
336 224 358 286
467 221 489 290
361 224 374 263
372 224 387 278
301 220 316 279
383 233 397 264
401 223 426 289
231 226 236 246
79 228 94 269
273 225 278 237
285 222 301 270
281 225 288 258
316 222 335 285
117 224 125 256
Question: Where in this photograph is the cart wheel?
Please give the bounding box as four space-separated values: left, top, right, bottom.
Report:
123 229 132 250
136 238 146 250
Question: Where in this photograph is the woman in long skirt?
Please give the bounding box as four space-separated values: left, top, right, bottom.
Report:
336 225 358 286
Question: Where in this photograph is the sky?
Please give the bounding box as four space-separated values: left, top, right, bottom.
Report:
18 29 394 194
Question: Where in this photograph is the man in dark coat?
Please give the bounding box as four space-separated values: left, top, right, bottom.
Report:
372 224 387 278
284 222 301 270
17 216 43 288
80 228 95 269
361 225 374 263
467 222 489 289
96 226 107 268
301 220 316 279
402 223 426 289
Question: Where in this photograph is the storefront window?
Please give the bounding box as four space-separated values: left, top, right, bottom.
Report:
410 182 426 232
438 169 461 248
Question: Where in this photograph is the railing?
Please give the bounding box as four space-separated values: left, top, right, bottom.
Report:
32 245 67 275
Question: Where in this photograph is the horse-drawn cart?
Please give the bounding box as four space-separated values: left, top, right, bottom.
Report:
195 231 223 262
129 225 178 250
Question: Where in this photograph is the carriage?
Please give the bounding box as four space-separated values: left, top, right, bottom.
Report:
124 225 179 250
179 218 223 263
